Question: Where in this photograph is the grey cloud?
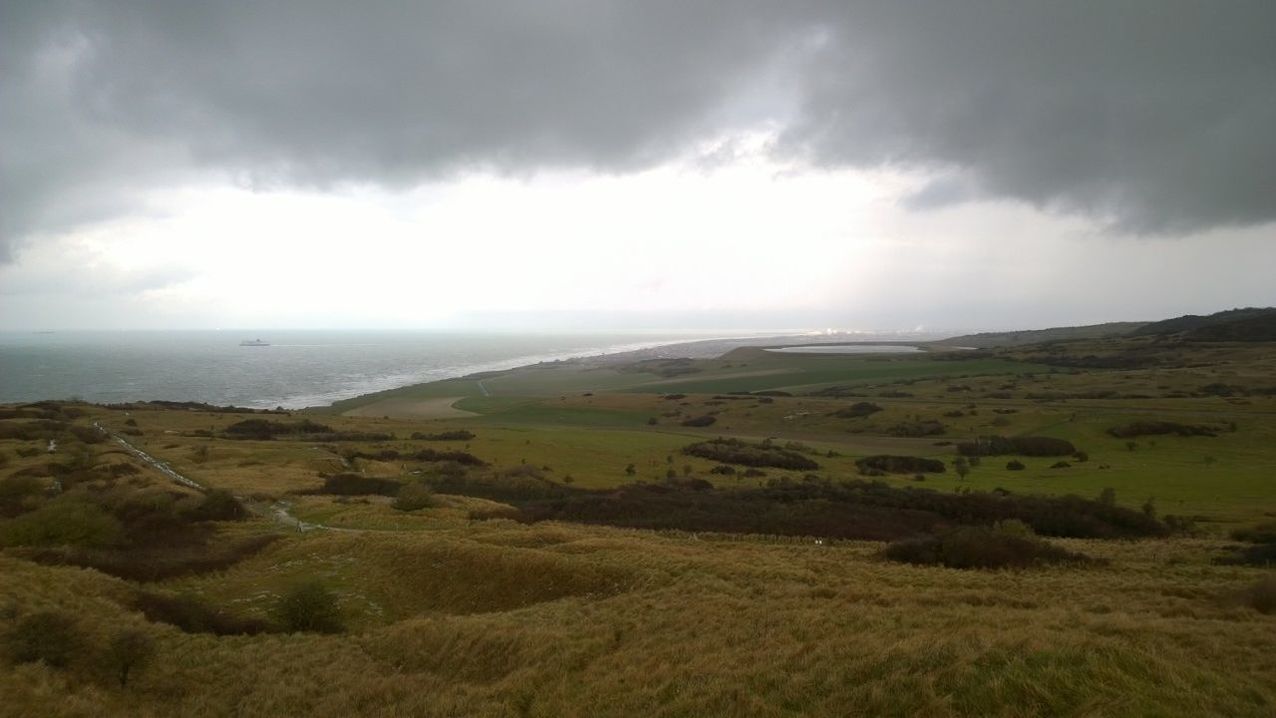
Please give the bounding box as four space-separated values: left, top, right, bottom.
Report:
785 2 1276 233
2 1 1273 258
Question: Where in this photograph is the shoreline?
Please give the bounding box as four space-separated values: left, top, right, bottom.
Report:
305 334 789 412
2 331 943 411
316 333 944 414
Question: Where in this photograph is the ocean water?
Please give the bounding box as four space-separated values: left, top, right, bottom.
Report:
0 331 693 409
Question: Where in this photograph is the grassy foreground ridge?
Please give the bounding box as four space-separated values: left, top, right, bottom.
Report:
2 311 1275 716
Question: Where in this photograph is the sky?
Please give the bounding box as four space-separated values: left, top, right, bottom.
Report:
2 1 1273 333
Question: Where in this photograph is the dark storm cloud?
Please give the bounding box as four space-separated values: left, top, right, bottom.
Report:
2 1 1273 258
785 2 1276 234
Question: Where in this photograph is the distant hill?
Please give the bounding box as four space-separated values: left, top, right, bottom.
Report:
936 322 1148 349
1129 307 1276 341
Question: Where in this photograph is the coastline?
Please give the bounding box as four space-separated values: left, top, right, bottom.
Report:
306 334 777 414
315 332 940 416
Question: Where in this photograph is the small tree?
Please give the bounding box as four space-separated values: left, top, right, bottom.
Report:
273 580 343 633
105 628 155 687
952 456 970 481
624 463 636 476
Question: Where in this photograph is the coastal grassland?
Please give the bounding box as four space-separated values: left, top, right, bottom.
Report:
89 371 1276 523
625 349 1046 395
2 517 1274 717
320 349 1048 416
3 336 1276 716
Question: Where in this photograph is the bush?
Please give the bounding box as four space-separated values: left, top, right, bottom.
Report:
992 518 1035 537
0 475 45 517
392 482 435 511
6 611 81 667
223 418 333 440
1213 543 1276 566
1246 575 1276 614
831 402 882 419
957 436 1078 457
347 448 486 466
1107 421 1218 438
0 498 125 548
680 415 717 427
683 438 819 470
1006 460 1026 471
881 526 1093 569
500 478 1165 541
884 420 946 437
274 581 343 633
134 591 271 635
856 455 946 474
1230 521 1276 544
183 489 247 522
410 430 475 441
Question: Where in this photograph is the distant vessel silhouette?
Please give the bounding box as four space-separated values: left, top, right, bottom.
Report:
239 338 270 346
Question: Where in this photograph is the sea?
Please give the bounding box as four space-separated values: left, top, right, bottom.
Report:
0 331 700 409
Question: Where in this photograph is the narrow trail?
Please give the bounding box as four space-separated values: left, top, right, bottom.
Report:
94 421 348 533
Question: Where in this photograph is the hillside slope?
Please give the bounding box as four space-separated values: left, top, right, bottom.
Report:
936 322 1147 349
1130 307 1276 341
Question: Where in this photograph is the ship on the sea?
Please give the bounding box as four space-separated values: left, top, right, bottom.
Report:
239 339 270 346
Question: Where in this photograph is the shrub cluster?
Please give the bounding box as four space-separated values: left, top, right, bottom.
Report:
409 430 476 441
682 438 819 470
346 448 486 466
855 455 946 475
223 418 333 439
492 479 1166 541
884 420 946 437
107 400 279 413
680 415 717 427
957 435 1078 457
831 402 883 418
1246 576 1276 614
1106 421 1218 438
392 482 435 511
134 590 271 635
5 611 82 667
1215 521 1276 566
273 581 344 633
0 418 103 444
881 526 1094 569
425 471 572 504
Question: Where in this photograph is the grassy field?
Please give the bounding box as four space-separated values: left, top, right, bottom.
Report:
1 336 1274 715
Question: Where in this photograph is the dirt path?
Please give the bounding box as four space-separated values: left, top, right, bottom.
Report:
94 421 341 533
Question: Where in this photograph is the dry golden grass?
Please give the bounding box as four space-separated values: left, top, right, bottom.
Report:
4 509 1274 717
